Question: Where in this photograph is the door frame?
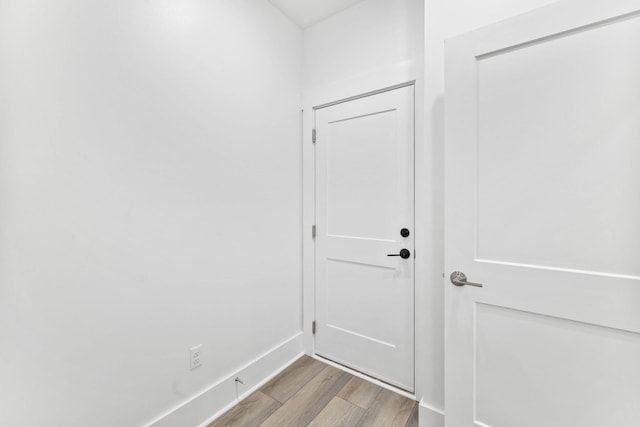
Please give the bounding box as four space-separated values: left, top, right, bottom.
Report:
301 59 427 401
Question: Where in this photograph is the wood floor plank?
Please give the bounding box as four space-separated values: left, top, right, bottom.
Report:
355 388 416 427
260 355 326 403
404 402 419 427
207 391 279 427
260 365 352 427
336 376 383 410
308 396 365 427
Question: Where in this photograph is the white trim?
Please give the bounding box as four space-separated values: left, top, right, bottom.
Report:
419 401 445 427
313 80 416 110
312 354 417 401
147 333 303 427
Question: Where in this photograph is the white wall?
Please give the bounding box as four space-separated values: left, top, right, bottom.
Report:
0 1 302 426
422 0 560 422
303 0 424 90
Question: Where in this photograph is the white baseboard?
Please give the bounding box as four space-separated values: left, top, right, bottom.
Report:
148 333 303 427
419 401 445 427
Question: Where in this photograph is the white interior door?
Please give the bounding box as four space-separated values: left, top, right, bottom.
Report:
445 1 640 425
314 85 415 392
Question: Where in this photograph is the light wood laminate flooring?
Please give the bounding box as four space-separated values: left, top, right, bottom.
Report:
208 356 418 427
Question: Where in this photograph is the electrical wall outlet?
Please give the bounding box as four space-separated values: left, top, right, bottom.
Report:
190 344 203 370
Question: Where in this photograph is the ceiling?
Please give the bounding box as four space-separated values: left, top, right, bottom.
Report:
268 0 366 28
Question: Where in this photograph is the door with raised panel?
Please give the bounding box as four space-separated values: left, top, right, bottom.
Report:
314 85 415 392
445 0 640 425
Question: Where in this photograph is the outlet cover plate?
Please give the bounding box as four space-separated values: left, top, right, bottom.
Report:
190 344 203 370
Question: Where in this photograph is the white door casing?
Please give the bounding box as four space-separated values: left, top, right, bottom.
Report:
314 85 415 392
445 0 640 426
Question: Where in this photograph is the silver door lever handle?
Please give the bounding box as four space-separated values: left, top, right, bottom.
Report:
450 271 483 288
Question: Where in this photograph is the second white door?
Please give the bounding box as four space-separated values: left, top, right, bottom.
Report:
314 85 415 392
444 1 640 425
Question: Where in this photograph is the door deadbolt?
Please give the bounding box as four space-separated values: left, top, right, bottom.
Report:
400 228 410 238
